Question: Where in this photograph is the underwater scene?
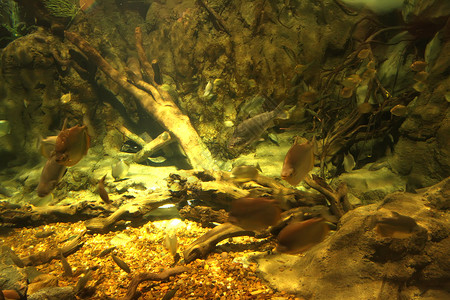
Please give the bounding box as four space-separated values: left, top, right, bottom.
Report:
0 0 449 299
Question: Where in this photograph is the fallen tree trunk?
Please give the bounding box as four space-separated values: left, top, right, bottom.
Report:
21 231 85 266
84 192 173 233
64 30 218 170
0 202 111 228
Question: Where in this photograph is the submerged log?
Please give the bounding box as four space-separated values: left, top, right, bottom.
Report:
0 202 111 228
21 231 85 266
84 192 173 233
183 222 255 263
64 30 218 171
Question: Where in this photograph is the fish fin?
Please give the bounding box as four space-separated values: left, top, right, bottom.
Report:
61 118 68 131
256 162 262 173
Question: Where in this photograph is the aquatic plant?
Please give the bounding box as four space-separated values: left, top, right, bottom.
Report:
0 0 27 43
43 0 79 18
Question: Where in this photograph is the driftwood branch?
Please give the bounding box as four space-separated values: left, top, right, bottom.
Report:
134 27 156 85
21 231 85 266
121 266 188 300
304 176 346 218
133 131 174 163
116 125 147 147
183 223 255 263
64 30 218 170
85 193 173 233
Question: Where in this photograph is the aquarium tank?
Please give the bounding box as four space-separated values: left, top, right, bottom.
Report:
0 0 449 299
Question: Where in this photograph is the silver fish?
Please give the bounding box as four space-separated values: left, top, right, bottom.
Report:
203 81 213 97
111 159 129 181
343 152 355 172
228 101 286 148
164 233 178 258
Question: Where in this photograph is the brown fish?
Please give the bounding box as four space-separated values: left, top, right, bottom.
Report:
231 163 261 182
60 252 73 277
281 137 314 186
98 175 111 204
37 155 67 197
229 197 281 231
276 217 329 254
1 290 20 300
39 135 57 158
375 211 418 239
54 125 90 166
410 60 427 72
111 253 131 273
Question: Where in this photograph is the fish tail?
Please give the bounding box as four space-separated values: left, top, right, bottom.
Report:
274 101 288 119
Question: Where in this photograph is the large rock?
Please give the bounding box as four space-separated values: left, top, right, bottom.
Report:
337 164 407 203
253 177 450 299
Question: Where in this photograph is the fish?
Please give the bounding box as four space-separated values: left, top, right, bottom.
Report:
111 159 129 181
230 163 261 182
0 120 11 138
343 152 356 172
410 60 427 72
268 132 279 145
98 175 111 204
54 124 90 167
375 211 418 239
39 135 57 158
35 230 55 238
6 248 24 268
60 252 73 277
413 81 427 92
203 81 213 97
238 94 266 118
75 270 92 294
164 233 178 258
414 71 429 82
111 253 131 273
342 74 362 88
228 101 286 148
340 87 353 98
162 286 179 300
1 290 20 300
229 197 281 231
281 137 315 186
37 155 67 197
148 156 167 163
276 217 329 254
80 0 96 12
97 246 116 258
390 104 407 117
